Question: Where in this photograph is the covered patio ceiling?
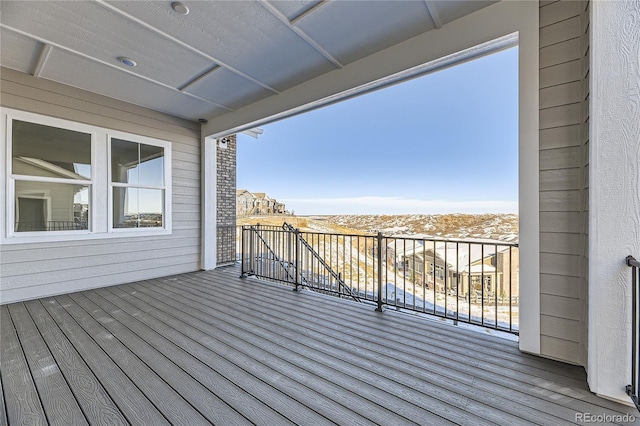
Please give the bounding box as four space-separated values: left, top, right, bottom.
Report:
0 0 499 128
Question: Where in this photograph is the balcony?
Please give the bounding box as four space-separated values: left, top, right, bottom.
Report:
2 265 637 425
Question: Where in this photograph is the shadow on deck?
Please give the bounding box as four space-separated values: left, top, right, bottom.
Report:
1 265 637 425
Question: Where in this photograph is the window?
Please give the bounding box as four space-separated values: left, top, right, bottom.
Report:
110 138 165 229
3 109 171 243
10 119 92 234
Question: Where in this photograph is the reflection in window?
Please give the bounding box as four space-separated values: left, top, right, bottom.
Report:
111 138 164 186
113 186 163 228
111 137 165 230
15 181 89 232
113 187 164 228
12 120 91 179
11 119 92 233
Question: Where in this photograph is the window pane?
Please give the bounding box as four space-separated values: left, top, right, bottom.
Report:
12 120 91 179
139 144 164 187
15 181 89 232
111 138 139 184
111 139 164 186
113 187 163 228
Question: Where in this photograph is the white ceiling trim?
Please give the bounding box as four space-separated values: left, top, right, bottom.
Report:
95 0 280 95
260 1 343 69
290 1 329 26
32 44 52 78
0 23 234 112
177 65 222 92
424 1 442 29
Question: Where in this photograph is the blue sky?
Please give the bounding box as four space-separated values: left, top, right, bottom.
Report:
237 47 518 215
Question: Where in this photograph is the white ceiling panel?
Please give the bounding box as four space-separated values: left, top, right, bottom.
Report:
40 49 227 121
0 28 43 74
430 1 499 26
0 1 215 88
295 1 435 66
268 0 324 22
105 0 337 92
183 68 274 111
0 0 506 124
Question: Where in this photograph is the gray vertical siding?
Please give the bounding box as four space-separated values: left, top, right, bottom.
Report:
538 0 589 365
0 67 202 303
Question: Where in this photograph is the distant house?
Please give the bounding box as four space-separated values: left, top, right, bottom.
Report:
236 190 287 216
274 201 286 214
236 189 257 216
252 193 272 214
391 239 519 302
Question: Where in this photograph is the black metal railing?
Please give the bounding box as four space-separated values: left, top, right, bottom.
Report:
627 255 640 411
15 220 88 232
241 223 519 333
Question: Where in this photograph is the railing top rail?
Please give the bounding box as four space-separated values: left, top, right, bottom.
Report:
271 222 519 247
627 255 640 268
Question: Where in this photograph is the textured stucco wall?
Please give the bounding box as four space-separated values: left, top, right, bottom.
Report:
588 0 640 403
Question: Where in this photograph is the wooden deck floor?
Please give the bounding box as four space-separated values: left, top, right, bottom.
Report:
2 265 638 425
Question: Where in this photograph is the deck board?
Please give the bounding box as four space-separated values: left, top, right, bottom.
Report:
0 373 7 426
22 300 128 426
139 277 526 425
171 274 585 425
39 296 171 425
98 285 374 426
1 265 638 425
7 303 88 426
0 307 47 425
54 294 211 426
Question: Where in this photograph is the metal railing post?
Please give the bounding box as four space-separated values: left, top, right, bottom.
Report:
294 228 301 291
249 225 255 275
626 255 640 411
376 232 384 312
240 226 246 277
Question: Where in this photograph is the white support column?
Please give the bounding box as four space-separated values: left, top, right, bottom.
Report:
518 0 540 355
588 0 640 405
201 135 217 270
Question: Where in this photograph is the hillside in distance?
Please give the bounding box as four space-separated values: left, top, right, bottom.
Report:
326 214 518 241
238 214 519 242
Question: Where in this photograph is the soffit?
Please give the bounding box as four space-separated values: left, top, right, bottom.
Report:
0 0 497 123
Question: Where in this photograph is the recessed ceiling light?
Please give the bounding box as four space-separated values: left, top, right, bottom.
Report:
172 2 189 15
117 56 137 67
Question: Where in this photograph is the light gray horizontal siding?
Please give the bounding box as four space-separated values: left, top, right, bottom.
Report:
0 67 202 303
538 0 588 365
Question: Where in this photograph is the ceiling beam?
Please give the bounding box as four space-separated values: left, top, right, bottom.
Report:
424 1 442 29
95 0 280 95
32 44 52 78
260 1 342 69
290 1 329 26
178 65 222 92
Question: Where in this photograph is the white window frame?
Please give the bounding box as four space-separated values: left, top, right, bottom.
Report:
107 131 172 234
1 108 172 244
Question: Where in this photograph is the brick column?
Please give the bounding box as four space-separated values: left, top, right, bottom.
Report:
216 135 237 265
